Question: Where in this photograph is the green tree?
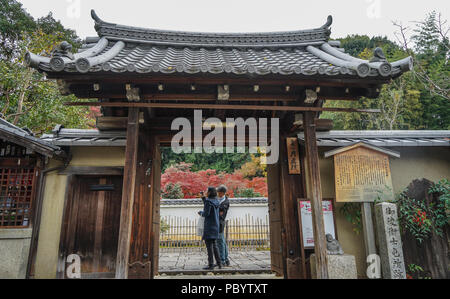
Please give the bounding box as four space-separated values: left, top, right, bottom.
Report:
35 12 80 51
161 147 252 173
322 11 448 130
162 183 184 199
0 0 35 59
235 188 263 198
410 11 450 129
0 0 92 134
322 73 422 130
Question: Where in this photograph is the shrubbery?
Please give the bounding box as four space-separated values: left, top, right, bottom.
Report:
161 162 268 199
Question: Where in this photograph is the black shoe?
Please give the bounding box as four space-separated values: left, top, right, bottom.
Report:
217 263 222 269
225 260 230 267
203 265 215 271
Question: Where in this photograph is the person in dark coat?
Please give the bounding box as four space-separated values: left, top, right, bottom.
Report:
217 185 230 266
199 187 222 270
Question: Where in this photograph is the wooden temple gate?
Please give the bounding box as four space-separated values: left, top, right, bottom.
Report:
26 10 412 279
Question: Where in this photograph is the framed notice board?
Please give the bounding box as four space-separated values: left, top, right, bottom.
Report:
298 199 337 249
331 145 395 203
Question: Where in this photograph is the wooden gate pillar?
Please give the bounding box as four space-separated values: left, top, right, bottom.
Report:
277 131 305 278
303 111 329 279
128 128 155 279
115 108 140 279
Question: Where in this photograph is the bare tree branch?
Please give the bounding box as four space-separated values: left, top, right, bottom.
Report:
392 19 449 101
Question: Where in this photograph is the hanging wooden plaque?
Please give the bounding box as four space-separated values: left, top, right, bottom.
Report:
286 137 301 175
333 146 394 203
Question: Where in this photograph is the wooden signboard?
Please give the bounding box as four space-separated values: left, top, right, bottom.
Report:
332 145 395 203
286 137 301 175
298 199 337 249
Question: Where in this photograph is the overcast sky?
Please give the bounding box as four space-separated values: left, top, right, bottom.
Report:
18 0 449 42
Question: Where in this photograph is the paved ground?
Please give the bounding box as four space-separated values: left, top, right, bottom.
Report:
156 273 281 279
159 250 271 274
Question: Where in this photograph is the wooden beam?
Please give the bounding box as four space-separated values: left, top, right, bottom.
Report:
303 111 329 279
64 102 381 113
293 118 334 132
318 96 360 101
115 107 140 279
50 73 390 87
156 133 270 147
96 117 128 130
74 92 298 102
58 166 124 176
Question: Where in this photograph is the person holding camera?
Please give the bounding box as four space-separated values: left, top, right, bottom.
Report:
199 187 222 270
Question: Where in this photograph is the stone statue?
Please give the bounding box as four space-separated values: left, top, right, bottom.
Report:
326 234 344 255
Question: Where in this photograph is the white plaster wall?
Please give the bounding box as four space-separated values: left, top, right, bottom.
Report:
160 204 269 224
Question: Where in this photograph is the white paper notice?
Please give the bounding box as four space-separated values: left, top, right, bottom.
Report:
300 200 336 248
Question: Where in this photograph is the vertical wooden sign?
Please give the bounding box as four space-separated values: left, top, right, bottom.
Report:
286 137 301 175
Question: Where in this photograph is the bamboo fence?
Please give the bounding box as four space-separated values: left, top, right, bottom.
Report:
160 214 270 252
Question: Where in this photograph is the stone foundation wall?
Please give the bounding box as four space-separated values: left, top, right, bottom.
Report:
0 228 32 279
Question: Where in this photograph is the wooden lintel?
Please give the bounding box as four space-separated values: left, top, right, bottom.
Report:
293 118 334 132
75 92 298 102
58 166 124 176
96 117 128 130
50 73 389 88
156 134 271 146
65 102 381 113
115 107 140 279
318 95 360 101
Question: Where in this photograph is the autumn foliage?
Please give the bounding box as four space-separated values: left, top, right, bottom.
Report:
161 162 268 199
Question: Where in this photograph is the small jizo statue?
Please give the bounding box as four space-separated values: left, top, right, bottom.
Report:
326 234 344 255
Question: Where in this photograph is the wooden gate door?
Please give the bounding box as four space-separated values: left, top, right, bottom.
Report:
58 175 123 279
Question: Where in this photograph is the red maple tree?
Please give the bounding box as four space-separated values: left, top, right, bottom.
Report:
161 162 268 198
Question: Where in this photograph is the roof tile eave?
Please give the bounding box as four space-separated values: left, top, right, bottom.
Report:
26 12 412 79
298 131 450 147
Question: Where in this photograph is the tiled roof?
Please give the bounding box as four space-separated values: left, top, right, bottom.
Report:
0 118 64 158
161 198 268 206
26 10 412 79
298 131 450 147
41 127 126 147
43 128 450 148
